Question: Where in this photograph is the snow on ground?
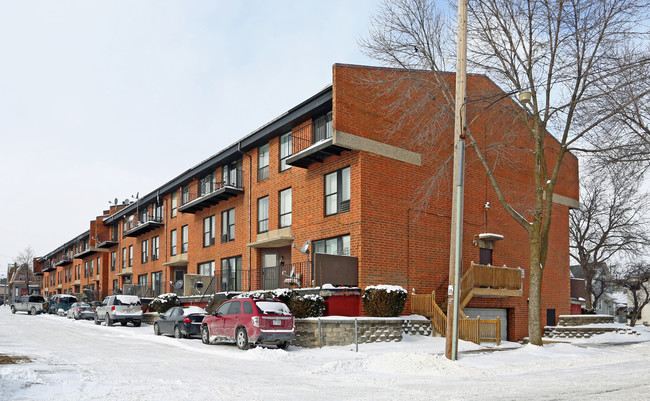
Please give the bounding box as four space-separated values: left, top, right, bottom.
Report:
1 306 650 401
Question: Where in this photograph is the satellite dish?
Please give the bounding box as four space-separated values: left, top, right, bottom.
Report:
194 281 204 290
174 280 184 290
300 240 311 254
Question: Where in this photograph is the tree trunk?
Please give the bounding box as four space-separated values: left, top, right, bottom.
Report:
584 278 593 310
528 232 543 345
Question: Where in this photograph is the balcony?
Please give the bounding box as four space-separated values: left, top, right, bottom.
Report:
43 264 56 273
285 121 348 169
178 170 244 214
74 246 99 259
55 256 73 267
460 262 523 309
96 231 118 248
261 254 358 290
124 214 164 238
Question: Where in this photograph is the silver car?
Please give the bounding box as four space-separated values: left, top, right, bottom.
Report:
11 295 45 315
94 295 143 327
66 302 95 320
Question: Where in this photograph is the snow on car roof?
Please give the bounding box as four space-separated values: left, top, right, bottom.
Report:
182 306 207 315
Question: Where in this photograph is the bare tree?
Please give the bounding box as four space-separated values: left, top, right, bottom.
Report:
570 166 650 310
361 0 650 345
13 246 35 271
612 263 650 326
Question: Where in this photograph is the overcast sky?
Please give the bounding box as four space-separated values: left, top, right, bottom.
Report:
0 0 383 275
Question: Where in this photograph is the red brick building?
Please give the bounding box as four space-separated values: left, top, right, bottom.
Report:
34 64 579 341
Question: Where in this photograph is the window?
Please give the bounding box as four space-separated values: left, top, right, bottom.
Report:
313 111 332 142
152 236 159 261
325 166 350 216
113 279 118 292
138 274 147 288
181 186 189 205
198 261 215 276
221 208 235 242
203 215 216 247
170 229 177 256
154 203 163 221
222 160 241 187
258 143 269 181
171 191 178 217
181 225 189 253
84 261 88 278
279 132 292 171
221 256 242 291
258 197 269 233
129 245 133 266
142 240 149 263
314 234 351 256
122 247 126 269
111 251 116 272
152 272 162 297
139 207 149 223
279 188 292 228
89 260 94 277
199 172 216 196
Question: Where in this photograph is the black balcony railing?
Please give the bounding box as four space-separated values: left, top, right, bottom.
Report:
124 214 164 238
55 255 73 267
96 231 119 248
287 121 347 169
178 169 244 214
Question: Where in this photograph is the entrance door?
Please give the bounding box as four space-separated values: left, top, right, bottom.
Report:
261 252 278 290
547 309 556 326
173 269 185 295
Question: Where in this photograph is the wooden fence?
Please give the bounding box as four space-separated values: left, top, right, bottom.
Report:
411 291 501 345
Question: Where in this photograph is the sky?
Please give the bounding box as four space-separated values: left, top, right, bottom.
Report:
0 0 384 275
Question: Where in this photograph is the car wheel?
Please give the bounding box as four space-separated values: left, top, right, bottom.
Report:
32 307 38 315
11 306 16 314
174 326 183 339
154 323 161 335
133 321 141 327
94 314 101 325
201 326 210 345
277 341 289 350
74 314 79 320
236 327 250 350
120 322 127 326
105 314 113 326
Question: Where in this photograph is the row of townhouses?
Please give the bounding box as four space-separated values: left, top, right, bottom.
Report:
32 64 579 342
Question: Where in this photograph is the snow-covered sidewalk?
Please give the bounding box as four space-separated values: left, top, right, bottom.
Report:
1 305 649 400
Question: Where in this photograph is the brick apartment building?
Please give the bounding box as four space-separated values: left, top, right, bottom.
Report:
33 64 579 341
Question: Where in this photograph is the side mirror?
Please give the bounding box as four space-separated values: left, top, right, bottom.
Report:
211 310 218 316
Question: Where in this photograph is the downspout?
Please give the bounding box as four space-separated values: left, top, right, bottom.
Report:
238 142 253 291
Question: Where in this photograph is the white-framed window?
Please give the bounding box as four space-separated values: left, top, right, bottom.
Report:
279 188 292 228
279 132 292 171
258 196 269 233
152 236 159 261
171 191 178 217
181 225 189 253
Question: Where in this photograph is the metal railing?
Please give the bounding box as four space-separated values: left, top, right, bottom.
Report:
291 120 333 155
180 169 244 206
127 214 163 231
96 230 118 244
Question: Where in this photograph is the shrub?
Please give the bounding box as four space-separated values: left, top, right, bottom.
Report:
149 293 180 314
362 285 407 317
288 293 325 318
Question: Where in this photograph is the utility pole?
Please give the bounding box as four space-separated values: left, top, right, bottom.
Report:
445 0 468 361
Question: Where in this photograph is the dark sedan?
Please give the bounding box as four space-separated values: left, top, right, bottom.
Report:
153 306 207 339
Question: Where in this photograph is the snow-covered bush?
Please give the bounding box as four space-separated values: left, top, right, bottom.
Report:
149 293 180 314
288 293 325 318
362 285 407 317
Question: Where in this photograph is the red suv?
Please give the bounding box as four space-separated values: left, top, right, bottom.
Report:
201 297 295 350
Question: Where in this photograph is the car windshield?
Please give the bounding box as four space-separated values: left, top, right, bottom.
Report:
255 301 291 315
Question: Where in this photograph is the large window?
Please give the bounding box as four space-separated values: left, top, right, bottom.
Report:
84 261 88 278
258 143 269 181
89 259 94 277
221 208 235 242
122 247 126 269
141 240 149 263
204 215 216 247
222 160 241 187
152 271 162 297
198 261 215 276
258 196 269 233
314 234 351 256
181 225 189 253
129 245 133 267
279 188 292 228
152 236 159 261
199 172 216 196
181 186 189 205
221 256 242 291
171 191 178 217
170 229 177 256
138 274 147 288
313 111 332 142
325 166 351 216
279 132 292 171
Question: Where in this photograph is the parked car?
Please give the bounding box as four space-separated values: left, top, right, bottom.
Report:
201 297 295 350
47 294 78 315
66 302 95 320
154 306 207 339
94 295 143 327
10 295 46 315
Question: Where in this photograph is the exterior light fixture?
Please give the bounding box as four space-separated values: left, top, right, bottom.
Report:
519 92 532 105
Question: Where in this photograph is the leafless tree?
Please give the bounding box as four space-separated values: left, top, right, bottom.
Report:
570 166 650 310
361 0 650 345
612 263 650 326
13 246 35 271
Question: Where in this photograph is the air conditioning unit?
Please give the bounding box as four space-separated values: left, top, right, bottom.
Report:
221 235 229 243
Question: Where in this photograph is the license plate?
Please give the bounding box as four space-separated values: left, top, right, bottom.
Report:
272 319 281 326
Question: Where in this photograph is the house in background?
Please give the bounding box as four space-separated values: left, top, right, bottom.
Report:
33 64 579 342
597 292 628 323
